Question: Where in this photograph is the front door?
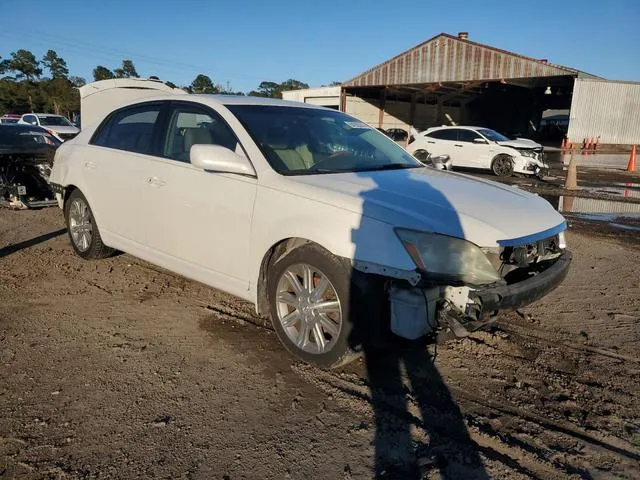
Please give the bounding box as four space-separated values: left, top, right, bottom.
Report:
455 129 489 168
142 101 257 297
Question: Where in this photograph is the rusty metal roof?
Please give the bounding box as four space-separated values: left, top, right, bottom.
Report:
344 33 593 87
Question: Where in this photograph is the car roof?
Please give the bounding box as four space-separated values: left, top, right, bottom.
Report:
119 94 330 110
23 113 66 117
0 124 47 132
429 125 485 130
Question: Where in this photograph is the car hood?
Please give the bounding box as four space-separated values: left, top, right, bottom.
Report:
497 138 542 149
282 167 565 247
43 125 80 134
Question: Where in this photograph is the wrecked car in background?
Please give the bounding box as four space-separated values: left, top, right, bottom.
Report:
0 124 60 209
408 125 548 178
50 87 571 367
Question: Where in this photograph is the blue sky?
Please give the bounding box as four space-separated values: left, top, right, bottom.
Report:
1 0 639 91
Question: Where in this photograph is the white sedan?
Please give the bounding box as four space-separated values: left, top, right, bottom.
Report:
18 113 80 142
407 126 548 178
49 95 570 367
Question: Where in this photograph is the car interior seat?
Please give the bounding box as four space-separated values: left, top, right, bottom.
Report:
182 128 214 162
263 127 308 171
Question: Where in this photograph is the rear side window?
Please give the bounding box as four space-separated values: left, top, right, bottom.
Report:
426 129 457 141
91 104 162 154
23 115 38 125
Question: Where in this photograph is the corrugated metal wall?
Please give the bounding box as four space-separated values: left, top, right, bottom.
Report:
344 97 461 130
568 79 640 145
345 34 574 87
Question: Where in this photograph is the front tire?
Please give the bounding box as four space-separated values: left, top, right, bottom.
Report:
64 189 114 260
267 244 358 368
491 154 515 177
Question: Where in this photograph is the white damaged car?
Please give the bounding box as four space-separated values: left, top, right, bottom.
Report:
49 94 570 367
407 125 548 178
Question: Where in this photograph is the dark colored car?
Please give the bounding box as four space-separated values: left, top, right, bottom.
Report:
0 124 60 206
385 128 409 142
0 114 22 124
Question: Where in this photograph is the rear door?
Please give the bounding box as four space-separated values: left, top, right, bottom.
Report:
84 102 167 246
142 101 257 297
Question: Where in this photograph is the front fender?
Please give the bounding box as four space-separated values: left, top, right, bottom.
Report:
249 187 415 301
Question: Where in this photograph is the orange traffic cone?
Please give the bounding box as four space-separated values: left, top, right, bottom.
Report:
627 145 637 172
565 154 578 190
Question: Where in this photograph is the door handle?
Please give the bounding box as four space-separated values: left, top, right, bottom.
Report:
426 141 435 144
454 144 463 147
84 161 97 169
147 177 166 187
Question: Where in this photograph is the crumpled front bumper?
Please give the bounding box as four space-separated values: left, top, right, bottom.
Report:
513 155 549 177
441 250 571 336
385 249 572 340
471 250 571 312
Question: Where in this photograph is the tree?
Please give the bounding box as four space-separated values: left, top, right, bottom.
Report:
248 81 279 98
248 79 309 98
3 50 42 80
114 59 139 78
69 76 86 87
43 77 78 115
93 65 115 81
41 50 69 79
279 79 309 92
190 74 218 94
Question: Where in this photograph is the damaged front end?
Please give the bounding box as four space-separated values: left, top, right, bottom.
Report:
513 147 549 178
354 226 571 341
0 151 57 209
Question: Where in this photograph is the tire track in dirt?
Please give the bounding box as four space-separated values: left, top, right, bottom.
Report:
291 363 577 479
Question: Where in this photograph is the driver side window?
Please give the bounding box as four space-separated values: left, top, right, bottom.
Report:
163 104 239 163
458 129 481 143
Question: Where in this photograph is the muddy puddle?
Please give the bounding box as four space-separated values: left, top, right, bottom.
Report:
542 194 640 232
573 184 640 199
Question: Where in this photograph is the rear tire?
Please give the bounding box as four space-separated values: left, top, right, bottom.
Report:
267 244 359 368
491 154 514 177
64 189 114 260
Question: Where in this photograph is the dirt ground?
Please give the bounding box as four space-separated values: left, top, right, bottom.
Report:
1 203 639 479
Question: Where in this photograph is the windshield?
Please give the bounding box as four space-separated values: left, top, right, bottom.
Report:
38 115 73 127
477 128 509 142
226 105 421 175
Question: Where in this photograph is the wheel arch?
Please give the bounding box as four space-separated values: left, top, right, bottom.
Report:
255 237 342 316
62 184 78 208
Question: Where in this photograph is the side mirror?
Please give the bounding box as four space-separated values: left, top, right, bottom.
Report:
473 138 488 144
190 144 256 176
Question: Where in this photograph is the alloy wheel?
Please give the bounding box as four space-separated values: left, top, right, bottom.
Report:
68 198 93 252
275 263 342 354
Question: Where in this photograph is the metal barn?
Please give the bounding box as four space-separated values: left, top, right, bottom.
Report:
284 33 639 146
